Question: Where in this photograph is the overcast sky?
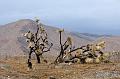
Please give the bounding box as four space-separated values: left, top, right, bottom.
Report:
0 0 120 35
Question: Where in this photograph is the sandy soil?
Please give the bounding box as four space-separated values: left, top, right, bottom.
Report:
0 56 120 79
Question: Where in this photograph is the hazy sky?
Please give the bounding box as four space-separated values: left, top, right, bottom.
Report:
0 0 120 35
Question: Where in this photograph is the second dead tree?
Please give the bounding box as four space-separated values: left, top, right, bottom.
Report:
53 30 107 64
54 30 73 64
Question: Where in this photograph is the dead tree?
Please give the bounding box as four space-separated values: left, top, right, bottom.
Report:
24 18 53 69
53 30 90 64
67 41 107 64
54 30 73 64
53 30 107 64
53 29 88 64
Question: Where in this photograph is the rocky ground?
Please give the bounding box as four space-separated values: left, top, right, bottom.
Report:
0 56 120 79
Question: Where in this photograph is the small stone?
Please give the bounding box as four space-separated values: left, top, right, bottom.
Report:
49 76 56 79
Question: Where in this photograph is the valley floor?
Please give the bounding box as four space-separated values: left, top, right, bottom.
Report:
0 56 120 79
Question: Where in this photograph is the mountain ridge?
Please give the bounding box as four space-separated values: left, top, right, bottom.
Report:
0 19 91 58
0 19 120 62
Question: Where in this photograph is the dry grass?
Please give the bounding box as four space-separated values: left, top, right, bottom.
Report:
0 56 120 79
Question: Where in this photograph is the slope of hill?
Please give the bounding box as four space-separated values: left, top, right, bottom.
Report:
95 36 120 51
0 19 91 58
71 32 113 41
72 32 120 52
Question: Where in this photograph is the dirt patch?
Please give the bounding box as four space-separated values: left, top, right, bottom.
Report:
0 57 120 79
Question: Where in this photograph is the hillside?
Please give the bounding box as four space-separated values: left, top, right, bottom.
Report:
71 32 113 41
0 19 91 58
1 19 120 62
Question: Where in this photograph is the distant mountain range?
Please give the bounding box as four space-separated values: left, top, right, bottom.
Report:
71 32 113 41
0 19 120 62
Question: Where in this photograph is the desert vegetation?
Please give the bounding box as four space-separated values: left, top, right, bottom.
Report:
23 18 110 69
